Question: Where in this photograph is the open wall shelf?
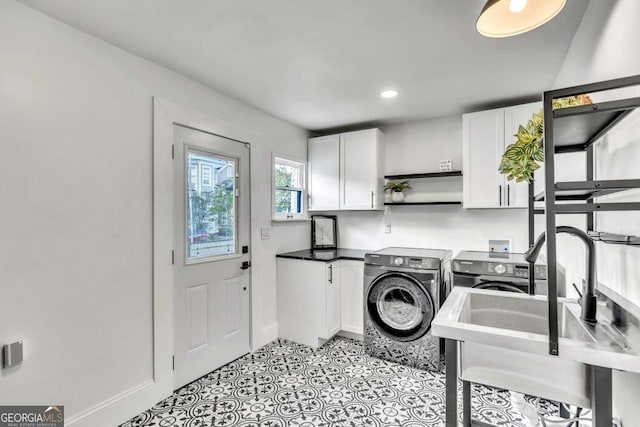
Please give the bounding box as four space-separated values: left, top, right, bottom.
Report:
384 170 462 180
384 201 461 206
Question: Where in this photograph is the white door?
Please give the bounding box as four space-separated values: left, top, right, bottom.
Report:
504 102 542 207
308 135 340 211
340 129 380 210
463 108 505 208
173 125 250 390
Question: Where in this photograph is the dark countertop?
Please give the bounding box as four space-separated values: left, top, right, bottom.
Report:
276 248 370 262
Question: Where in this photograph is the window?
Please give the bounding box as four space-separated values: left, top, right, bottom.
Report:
201 165 212 187
187 150 237 261
273 153 307 220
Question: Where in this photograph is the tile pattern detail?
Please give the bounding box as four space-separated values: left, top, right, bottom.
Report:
122 337 557 426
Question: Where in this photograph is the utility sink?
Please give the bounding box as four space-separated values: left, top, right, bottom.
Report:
459 291 596 343
432 288 640 408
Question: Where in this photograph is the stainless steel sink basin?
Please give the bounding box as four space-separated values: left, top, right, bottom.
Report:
432 288 640 408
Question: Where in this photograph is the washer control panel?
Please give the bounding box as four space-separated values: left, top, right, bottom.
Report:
364 255 441 270
452 260 547 280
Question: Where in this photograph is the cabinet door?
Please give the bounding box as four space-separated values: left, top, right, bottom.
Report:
340 129 382 210
463 109 505 208
308 135 340 211
340 260 364 335
504 102 542 207
277 258 326 348
321 262 341 339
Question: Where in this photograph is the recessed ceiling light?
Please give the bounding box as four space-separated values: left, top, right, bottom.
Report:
381 90 398 98
477 0 566 38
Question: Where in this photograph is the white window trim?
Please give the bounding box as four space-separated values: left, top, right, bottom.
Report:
272 152 308 221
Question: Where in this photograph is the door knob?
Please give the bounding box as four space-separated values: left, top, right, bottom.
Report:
241 261 251 270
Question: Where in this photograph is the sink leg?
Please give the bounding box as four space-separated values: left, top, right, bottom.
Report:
445 339 458 427
463 380 472 427
592 366 612 427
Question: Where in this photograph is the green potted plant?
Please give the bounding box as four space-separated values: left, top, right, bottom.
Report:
499 95 593 183
385 180 411 202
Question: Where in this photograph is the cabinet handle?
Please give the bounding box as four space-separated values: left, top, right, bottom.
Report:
499 185 502 206
507 185 511 206
328 264 333 284
371 191 374 209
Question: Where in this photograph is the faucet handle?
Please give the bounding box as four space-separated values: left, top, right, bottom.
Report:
571 283 583 299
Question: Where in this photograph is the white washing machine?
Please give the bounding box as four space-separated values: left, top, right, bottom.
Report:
364 247 452 371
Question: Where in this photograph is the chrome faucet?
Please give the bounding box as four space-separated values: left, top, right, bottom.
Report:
525 226 597 324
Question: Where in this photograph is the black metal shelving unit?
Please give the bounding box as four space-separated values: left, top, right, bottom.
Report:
384 170 463 206
528 75 640 360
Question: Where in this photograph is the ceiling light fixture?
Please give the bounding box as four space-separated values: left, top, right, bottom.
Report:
380 90 398 98
477 0 566 38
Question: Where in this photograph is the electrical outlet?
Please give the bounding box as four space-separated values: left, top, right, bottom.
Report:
260 227 271 240
384 223 391 233
439 159 452 172
489 239 510 253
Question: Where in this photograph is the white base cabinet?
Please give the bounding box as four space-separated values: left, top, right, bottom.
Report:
277 258 364 348
277 258 341 348
463 102 542 208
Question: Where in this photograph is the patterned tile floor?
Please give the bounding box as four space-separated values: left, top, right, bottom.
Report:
122 337 558 426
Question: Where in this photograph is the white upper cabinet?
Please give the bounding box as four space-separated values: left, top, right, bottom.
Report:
308 135 340 211
340 129 384 210
309 128 384 211
463 102 541 209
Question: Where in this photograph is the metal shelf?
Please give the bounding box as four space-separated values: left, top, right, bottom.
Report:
384 171 462 180
532 203 640 214
589 231 640 246
529 74 640 358
384 201 462 206
534 179 640 201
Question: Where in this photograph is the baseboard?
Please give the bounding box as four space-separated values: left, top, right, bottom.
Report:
252 321 279 350
337 330 364 342
66 380 164 427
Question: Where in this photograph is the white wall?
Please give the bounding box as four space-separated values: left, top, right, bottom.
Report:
0 1 308 424
336 116 530 254
335 115 586 294
552 0 640 423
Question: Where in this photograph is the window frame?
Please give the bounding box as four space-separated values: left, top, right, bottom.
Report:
272 152 308 221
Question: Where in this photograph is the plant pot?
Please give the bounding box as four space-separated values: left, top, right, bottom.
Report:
391 191 405 202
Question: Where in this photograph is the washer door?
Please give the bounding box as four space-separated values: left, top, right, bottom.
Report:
473 281 526 293
367 272 435 342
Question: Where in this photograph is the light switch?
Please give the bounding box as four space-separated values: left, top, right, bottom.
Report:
261 227 271 240
3 340 23 368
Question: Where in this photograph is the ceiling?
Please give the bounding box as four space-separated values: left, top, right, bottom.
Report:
20 0 591 131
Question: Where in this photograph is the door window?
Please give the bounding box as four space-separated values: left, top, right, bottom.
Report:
186 149 237 262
